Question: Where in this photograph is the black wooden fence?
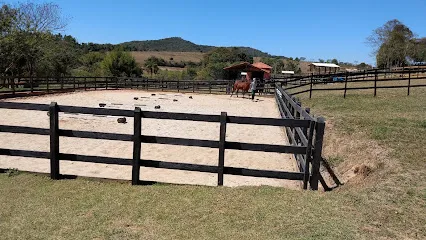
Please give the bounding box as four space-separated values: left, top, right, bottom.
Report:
0 77 276 98
0 100 326 190
274 85 342 190
274 68 426 98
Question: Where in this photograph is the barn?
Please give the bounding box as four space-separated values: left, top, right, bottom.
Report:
224 62 272 81
309 63 340 74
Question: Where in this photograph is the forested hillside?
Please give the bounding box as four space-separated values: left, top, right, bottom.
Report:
88 37 271 58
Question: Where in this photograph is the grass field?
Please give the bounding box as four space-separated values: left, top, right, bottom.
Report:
131 51 204 66
1 88 425 239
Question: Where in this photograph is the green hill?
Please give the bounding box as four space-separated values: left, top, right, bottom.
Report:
119 37 270 57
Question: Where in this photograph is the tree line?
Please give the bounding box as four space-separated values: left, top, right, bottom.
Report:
0 2 141 80
2 2 425 84
145 47 254 80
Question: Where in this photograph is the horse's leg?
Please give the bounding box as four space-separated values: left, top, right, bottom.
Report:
230 88 234 97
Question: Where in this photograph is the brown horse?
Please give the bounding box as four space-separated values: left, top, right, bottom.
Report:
230 80 251 98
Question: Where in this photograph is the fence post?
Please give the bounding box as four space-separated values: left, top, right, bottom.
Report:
310 117 325 190
177 79 180 92
218 112 227 186
295 101 301 144
132 107 142 185
49 102 60 180
11 77 15 95
407 69 411 96
84 77 87 90
303 108 310 137
46 77 49 93
303 121 316 190
116 77 119 89
374 69 378 97
290 97 297 143
105 77 108 90
209 80 212 94
343 71 349 98
309 73 313 99
60 77 64 90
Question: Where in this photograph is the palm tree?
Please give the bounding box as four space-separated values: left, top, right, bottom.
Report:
144 57 159 77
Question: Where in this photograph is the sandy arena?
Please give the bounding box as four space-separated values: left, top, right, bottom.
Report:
0 90 299 188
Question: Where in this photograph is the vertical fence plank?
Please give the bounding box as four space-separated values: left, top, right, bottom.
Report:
374 69 378 97
105 77 108 90
303 121 316 189
60 77 64 90
290 97 296 143
295 101 301 144
303 108 310 137
344 71 348 98
46 77 49 93
218 112 227 186
30 76 33 93
408 69 411 96
84 77 87 90
132 107 142 185
11 77 16 95
49 102 60 180
310 117 325 190
209 80 212 94
309 73 313 99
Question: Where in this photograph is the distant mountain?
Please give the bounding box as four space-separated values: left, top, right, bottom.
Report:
119 37 270 57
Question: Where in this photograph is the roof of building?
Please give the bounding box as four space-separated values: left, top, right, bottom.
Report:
223 62 269 73
252 62 273 69
309 63 340 68
281 71 295 74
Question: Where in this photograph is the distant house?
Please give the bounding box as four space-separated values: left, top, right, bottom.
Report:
252 62 273 79
223 62 272 81
309 63 340 74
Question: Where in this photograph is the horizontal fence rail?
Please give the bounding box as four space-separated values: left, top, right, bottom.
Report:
273 68 426 98
274 84 341 191
0 76 276 98
0 101 316 189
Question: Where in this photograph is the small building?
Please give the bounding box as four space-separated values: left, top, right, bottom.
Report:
309 63 340 74
252 62 273 79
223 62 271 81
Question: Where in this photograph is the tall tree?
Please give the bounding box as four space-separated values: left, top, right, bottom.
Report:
144 57 160 77
367 19 415 68
0 2 68 76
102 48 141 77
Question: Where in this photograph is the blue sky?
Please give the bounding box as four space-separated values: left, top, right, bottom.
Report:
8 0 426 64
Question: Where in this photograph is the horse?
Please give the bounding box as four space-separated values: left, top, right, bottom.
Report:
230 79 251 98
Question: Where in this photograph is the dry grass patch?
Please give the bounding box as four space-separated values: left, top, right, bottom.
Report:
131 51 204 65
